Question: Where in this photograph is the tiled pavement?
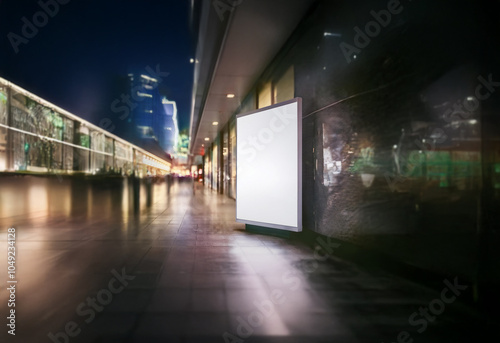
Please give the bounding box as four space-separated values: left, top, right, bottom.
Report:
0 179 495 342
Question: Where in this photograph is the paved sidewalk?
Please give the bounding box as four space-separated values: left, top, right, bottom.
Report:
0 179 494 342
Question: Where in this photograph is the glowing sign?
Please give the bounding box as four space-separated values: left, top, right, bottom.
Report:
236 98 302 232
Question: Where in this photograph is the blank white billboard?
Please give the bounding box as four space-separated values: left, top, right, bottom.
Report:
236 98 302 232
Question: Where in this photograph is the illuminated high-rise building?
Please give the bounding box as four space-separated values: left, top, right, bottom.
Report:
162 97 179 156
128 73 174 153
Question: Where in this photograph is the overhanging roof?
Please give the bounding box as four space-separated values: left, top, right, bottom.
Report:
189 0 315 156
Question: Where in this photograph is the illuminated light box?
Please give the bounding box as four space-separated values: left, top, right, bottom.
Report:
236 98 302 232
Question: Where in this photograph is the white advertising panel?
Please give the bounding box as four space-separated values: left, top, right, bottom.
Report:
236 98 302 232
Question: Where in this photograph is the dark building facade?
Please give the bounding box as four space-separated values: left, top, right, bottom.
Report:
190 0 500 310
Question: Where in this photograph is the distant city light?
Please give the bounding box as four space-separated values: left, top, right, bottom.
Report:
140 74 158 83
324 32 341 37
137 92 152 98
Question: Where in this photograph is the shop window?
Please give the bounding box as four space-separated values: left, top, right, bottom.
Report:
230 122 236 198
258 82 272 109
273 66 295 104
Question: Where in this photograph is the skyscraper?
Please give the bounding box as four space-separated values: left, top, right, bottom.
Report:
128 72 173 153
162 97 179 156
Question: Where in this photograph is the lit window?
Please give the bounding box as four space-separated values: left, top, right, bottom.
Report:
273 66 294 104
137 92 152 98
141 75 158 83
258 82 272 109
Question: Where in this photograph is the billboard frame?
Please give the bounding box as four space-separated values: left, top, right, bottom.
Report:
235 97 302 232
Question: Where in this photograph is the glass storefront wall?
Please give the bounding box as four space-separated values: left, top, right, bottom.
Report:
204 153 210 186
115 141 133 175
9 91 67 171
229 121 236 199
222 129 228 194
62 118 74 171
212 141 218 190
105 136 113 172
75 125 90 172
90 131 108 173
224 0 500 285
0 78 170 176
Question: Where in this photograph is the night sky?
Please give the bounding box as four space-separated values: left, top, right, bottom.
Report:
0 0 194 132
